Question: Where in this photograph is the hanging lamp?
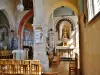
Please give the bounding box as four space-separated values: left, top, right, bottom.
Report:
17 0 24 11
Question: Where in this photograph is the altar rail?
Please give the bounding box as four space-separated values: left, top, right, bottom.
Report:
0 59 42 75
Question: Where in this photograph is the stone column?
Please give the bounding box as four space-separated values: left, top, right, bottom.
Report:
33 0 49 72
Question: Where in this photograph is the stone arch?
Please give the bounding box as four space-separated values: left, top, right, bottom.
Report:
47 1 78 30
51 1 78 15
2 9 15 30
47 0 78 34
18 10 33 48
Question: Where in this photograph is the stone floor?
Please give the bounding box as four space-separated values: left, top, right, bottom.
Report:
49 61 69 75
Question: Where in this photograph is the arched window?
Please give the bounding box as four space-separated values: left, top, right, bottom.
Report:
87 0 100 21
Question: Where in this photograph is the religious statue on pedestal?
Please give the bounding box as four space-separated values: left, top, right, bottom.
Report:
62 27 68 46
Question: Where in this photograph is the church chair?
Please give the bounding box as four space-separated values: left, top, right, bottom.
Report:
9 60 17 74
31 64 41 75
69 53 78 75
30 60 40 64
21 60 30 74
30 60 41 74
13 60 21 74
0 59 7 73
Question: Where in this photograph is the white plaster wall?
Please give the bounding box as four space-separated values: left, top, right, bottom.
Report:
48 14 53 30
0 0 6 9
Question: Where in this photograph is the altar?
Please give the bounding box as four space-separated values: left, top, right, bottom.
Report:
56 46 73 59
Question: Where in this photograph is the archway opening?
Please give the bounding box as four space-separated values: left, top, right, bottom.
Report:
18 10 33 49
23 16 34 59
47 6 80 72
18 10 34 59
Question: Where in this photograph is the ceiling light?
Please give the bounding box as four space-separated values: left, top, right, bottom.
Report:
17 0 24 12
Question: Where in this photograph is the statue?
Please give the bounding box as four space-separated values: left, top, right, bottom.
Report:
62 27 68 46
62 27 68 39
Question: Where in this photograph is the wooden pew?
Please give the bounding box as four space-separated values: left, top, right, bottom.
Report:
0 59 42 75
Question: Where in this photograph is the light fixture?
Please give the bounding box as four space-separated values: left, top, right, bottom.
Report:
17 0 24 12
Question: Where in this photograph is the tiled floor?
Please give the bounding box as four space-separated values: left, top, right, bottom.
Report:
49 61 69 75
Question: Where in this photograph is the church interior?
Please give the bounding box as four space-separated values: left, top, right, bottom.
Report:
0 0 100 75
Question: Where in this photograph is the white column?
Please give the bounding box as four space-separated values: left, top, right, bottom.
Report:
33 0 49 72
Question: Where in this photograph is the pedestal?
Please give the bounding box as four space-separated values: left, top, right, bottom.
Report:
12 50 29 60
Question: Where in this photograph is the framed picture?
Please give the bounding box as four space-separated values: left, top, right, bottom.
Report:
35 26 43 43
